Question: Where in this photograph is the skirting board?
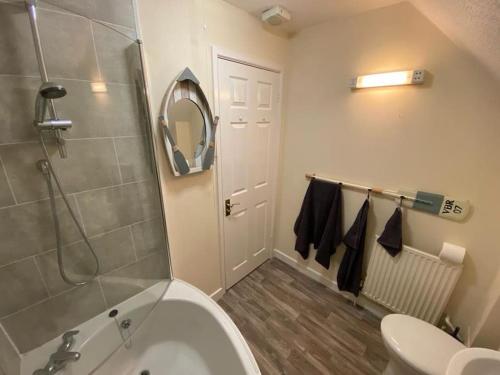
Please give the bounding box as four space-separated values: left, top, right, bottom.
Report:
272 249 389 320
210 287 225 301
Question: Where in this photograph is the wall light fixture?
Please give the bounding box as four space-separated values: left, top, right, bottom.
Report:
350 69 425 89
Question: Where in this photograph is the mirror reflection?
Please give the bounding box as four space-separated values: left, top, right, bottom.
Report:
167 99 205 167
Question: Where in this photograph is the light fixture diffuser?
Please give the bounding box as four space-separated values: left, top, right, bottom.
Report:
350 69 425 89
91 81 108 93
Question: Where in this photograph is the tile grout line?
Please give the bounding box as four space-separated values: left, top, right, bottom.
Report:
106 250 161 275
0 284 78 321
0 0 137 37
128 225 139 261
0 74 138 87
0 154 18 205
0 254 42 272
111 137 124 185
88 19 103 82
0 249 165 322
71 194 88 235
96 277 109 309
0 177 153 211
71 177 151 197
32 256 52 298
0 322 21 357
0 135 146 148
0 216 162 270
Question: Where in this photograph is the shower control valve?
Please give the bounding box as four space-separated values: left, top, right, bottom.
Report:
35 119 73 130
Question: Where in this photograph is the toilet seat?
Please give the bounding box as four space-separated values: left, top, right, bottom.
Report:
381 314 465 375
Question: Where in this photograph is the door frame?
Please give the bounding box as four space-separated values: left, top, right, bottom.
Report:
211 46 284 293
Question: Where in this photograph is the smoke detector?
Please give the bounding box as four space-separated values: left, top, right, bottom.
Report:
261 5 291 26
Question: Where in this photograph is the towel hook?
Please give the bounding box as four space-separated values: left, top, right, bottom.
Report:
367 188 372 200
399 195 405 208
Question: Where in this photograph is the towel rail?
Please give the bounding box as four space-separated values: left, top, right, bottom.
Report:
305 173 432 206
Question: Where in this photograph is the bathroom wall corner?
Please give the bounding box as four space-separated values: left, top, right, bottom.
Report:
0 323 20 375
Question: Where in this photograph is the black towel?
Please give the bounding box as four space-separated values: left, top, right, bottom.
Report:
377 207 403 257
337 199 369 296
293 179 343 269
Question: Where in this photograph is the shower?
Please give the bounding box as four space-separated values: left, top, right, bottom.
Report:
35 82 67 122
26 0 100 286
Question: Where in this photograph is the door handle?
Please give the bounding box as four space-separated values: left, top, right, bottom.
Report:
225 199 240 216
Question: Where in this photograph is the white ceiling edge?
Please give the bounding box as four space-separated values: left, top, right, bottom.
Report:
223 0 500 81
223 0 402 35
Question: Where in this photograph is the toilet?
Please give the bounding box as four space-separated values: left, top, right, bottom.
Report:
381 314 465 375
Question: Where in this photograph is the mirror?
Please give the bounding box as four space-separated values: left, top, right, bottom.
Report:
160 67 217 176
167 99 205 166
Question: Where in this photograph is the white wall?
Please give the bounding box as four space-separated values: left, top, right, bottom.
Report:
136 0 288 296
274 2 500 345
138 0 499 346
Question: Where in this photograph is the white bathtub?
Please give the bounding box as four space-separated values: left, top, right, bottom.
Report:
21 280 260 375
93 280 260 375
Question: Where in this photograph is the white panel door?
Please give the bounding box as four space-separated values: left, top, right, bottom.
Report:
218 59 281 288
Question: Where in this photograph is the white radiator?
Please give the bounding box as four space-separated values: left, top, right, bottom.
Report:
362 241 463 325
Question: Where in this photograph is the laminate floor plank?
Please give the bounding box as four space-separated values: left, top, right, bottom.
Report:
219 258 389 374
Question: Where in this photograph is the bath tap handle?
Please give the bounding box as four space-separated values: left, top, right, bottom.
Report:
50 351 81 363
62 330 79 340
58 330 79 352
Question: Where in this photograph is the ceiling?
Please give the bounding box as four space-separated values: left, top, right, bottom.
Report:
224 0 402 34
224 0 500 80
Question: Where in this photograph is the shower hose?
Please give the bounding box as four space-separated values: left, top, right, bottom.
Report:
38 134 100 286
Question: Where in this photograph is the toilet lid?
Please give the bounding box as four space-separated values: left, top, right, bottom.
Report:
381 314 465 375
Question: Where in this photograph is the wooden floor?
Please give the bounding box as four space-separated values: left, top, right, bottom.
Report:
219 259 389 375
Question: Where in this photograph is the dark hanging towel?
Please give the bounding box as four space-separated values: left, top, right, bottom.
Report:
293 179 343 269
337 199 370 296
377 207 403 256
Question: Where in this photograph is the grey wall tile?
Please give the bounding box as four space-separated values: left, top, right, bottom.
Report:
0 76 40 144
0 159 15 208
115 136 152 183
105 83 145 136
38 9 99 80
87 227 136 273
0 78 143 145
0 324 20 375
57 80 144 138
1 281 106 353
0 2 39 76
76 180 161 236
37 227 136 295
0 196 81 266
36 247 95 296
0 143 46 203
52 139 121 192
0 139 121 203
0 258 49 318
93 22 139 84
131 219 166 259
100 251 168 306
38 0 96 19
94 0 136 29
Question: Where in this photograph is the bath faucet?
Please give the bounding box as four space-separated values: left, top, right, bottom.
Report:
33 331 81 375
58 330 79 352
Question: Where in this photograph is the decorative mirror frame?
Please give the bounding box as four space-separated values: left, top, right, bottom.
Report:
159 67 218 176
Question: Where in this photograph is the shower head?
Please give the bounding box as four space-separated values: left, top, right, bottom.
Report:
39 82 67 99
35 82 67 122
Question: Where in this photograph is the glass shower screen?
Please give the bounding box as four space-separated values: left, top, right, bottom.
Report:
0 0 171 370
